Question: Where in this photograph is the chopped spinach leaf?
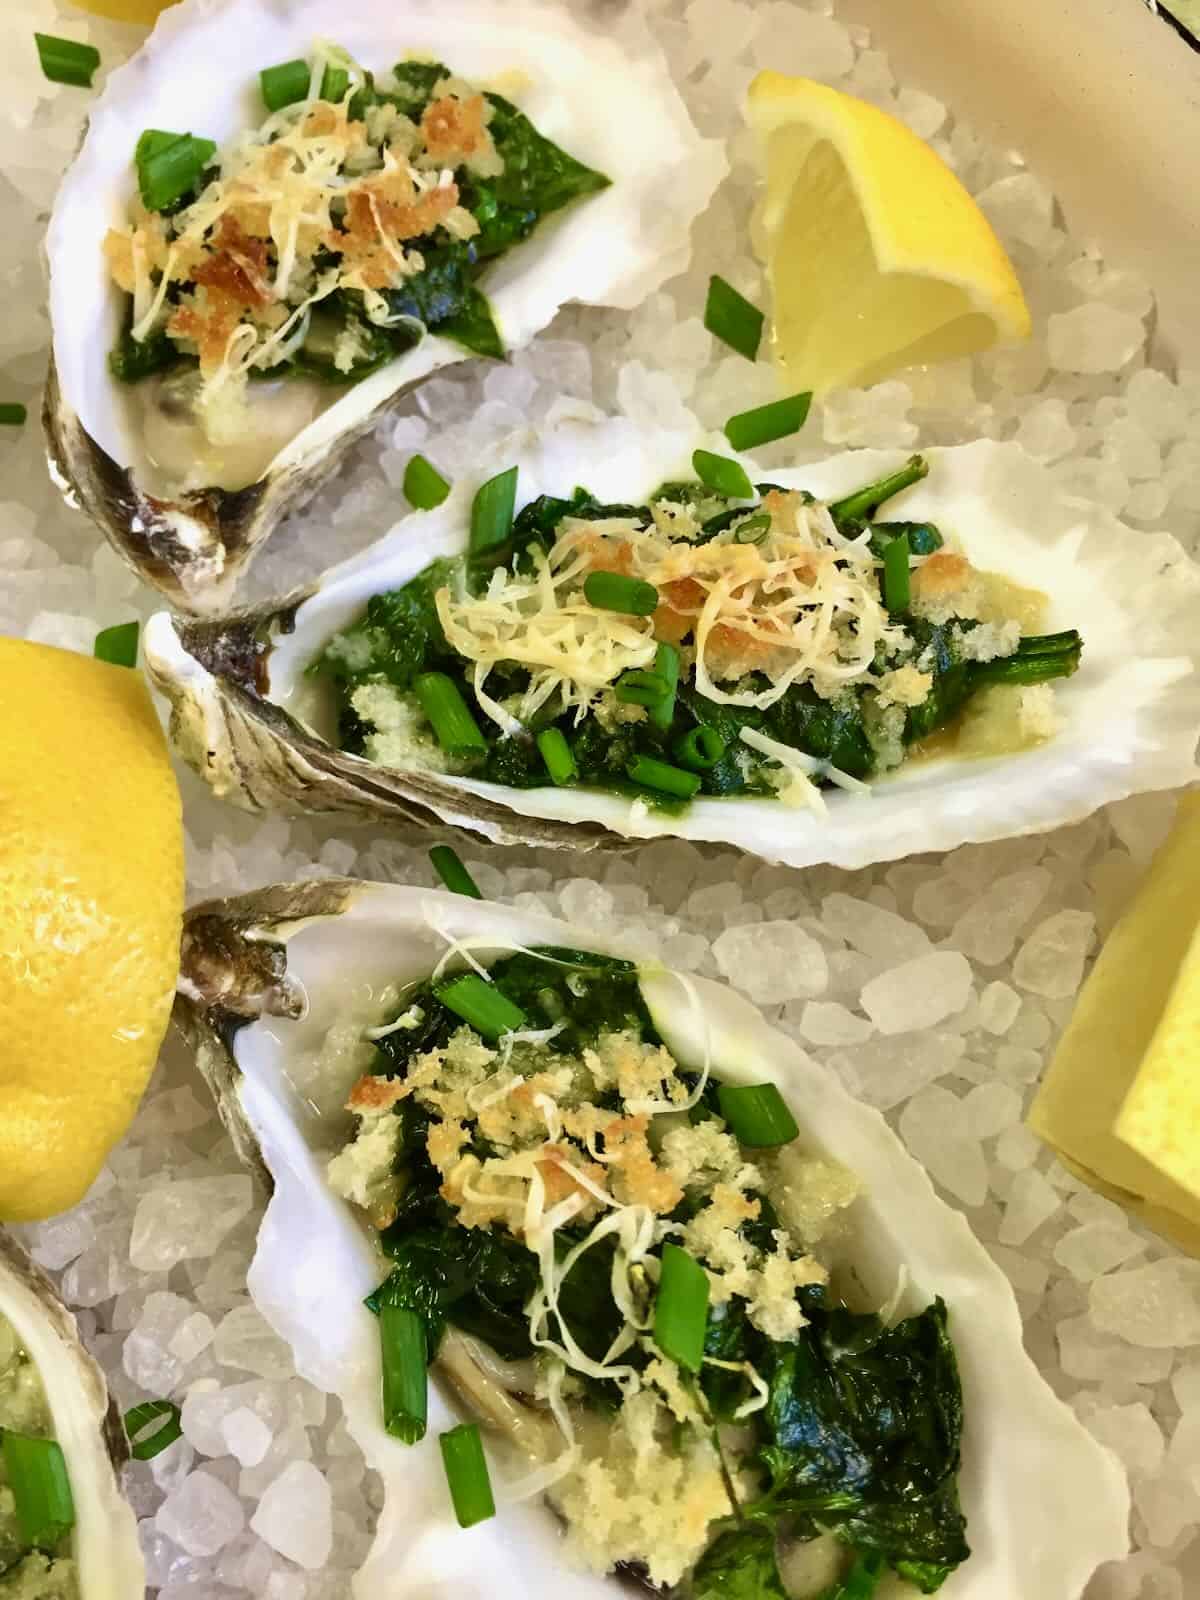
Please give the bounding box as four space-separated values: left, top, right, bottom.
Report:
692 1526 789 1600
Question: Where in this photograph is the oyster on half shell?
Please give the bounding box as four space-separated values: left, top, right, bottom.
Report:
44 0 724 612
0 1230 144 1598
174 879 1130 1599
146 418 1200 874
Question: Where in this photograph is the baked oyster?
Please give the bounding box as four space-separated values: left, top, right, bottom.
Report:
0 1231 144 1598
145 420 1200 873
175 878 1130 1599
44 0 723 611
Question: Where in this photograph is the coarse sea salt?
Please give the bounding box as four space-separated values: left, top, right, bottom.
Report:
10 0 1200 1595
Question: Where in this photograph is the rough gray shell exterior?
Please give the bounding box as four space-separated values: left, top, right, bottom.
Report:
149 606 619 850
0 1228 131 1481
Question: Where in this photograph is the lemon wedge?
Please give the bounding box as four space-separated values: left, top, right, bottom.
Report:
1029 793 1200 1252
0 639 184 1221
746 72 1031 394
69 0 175 21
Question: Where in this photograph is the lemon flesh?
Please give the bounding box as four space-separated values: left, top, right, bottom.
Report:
0 639 184 1221
69 0 174 20
746 72 1031 394
1029 793 1200 1253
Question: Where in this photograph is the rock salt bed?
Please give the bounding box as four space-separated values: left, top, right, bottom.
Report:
5 0 1200 1593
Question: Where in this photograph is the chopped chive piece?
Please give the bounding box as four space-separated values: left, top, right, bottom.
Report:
674 726 726 770
970 633 1082 688
93 621 139 669
439 1423 496 1528
414 672 487 758
614 669 669 707
0 404 27 427
626 755 701 801
704 274 764 362
136 129 217 213
537 727 577 785
260 58 311 111
583 571 659 616
35 33 100 89
429 845 482 900
403 453 451 510
469 466 519 558
717 1082 799 1148
724 392 812 452
380 1305 428 1444
867 519 942 561
437 972 528 1040
882 530 911 613
649 642 680 732
829 455 929 525
733 513 772 545
124 1401 183 1462
1 1434 75 1549
653 1242 710 1373
320 63 350 103
693 449 755 501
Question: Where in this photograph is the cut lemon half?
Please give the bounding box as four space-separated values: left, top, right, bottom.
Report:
746 72 1031 394
0 639 184 1221
69 0 175 21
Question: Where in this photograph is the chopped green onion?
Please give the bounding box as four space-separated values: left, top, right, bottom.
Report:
93 621 139 669
403 453 452 511
704 275 764 362
693 449 755 501
537 727 577 785
0 404 27 427
829 455 929 526
437 972 527 1040
413 672 487 758
717 1082 799 1148
583 571 659 616
260 58 311 111
429 845 482 900
867 519 942 560
653 1242 710 1373
626 755 701 801
614 669 669 708
882 530 911 613
439 1423 496 1528
124 1401 183 1462
35 33 100 89
380 1305 428 1444
970 631 1082 688
136 129 218 213
320 63 350 103
733 513 772 545
649 642 680 732
674 726 726 771
1 1434 75 1549
469 466 519 558
724 392 812 452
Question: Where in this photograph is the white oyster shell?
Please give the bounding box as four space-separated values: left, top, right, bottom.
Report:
145 419 1200 872
0 1230 145 1598
174 879 1130 1600
44 0 724 612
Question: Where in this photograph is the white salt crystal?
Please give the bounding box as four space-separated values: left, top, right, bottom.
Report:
169 1312 215 1366
964 1081 1022 1140
558 879 615 926
1171 1362 1200 1414
712 922 828 1004
976 172 1055 249
215 1532 276 1589
1090 1260 1200 1347
988 1243 1049 1298
29 1212 96 1271
1013 910 1096 998
830 1032 965 1111
1124 480 1170 523
948 867 1051 964
1053 1223 1145 1283
894 86 946 138
222 1407 273 1468
1076 1399 1164 1477
911 873 976 929
1047 302 1145 374
1103 417 1161 481
156 1469 245 1558
796 1001 874 1046
1126 368 1188 443
129 1176 254 1271
1009 1007 1052 1050
860 951 973 1035
251 1461 333 1570
1057 1314 1174 1384
750 6 854 78
123 1292 197 1393
1164 1411 1200 1491
899 1087 988 1206
1135 1472 1197 1550
822 381 917 449
820 893 932 963
978 981 1021 1036
1014 397 1076 462
214 1304 293 1379
998 1167 1060 1245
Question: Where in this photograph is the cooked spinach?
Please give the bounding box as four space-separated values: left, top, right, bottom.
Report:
692 1527 789 1600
